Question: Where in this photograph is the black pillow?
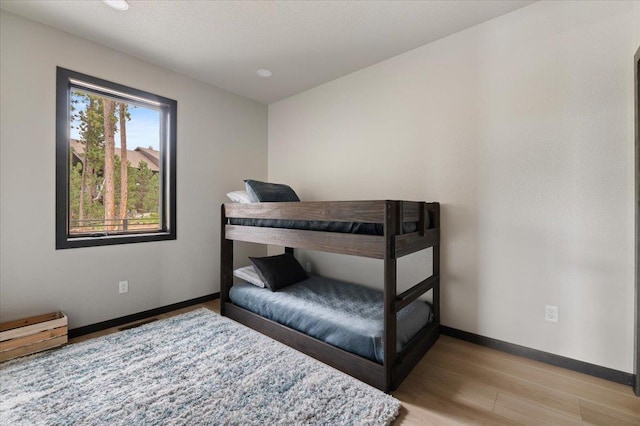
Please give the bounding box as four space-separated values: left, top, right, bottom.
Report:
244 179 300 202
249 253 308 291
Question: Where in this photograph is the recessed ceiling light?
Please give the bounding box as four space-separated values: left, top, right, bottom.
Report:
257 69 273 78
103 0 129 11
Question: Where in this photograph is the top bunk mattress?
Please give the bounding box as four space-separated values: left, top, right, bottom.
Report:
229 276 433 363
228 218 417 236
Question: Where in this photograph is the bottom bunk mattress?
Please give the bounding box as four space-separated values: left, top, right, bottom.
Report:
229 276 434 364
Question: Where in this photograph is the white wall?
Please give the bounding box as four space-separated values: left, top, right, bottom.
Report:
269 1 640 372
0 11 267 328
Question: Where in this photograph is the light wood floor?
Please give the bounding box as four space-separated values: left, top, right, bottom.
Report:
70 300 640 425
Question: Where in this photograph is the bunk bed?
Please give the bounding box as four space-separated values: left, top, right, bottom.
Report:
220 200 440 392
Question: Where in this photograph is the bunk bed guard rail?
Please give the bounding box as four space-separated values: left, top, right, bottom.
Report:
222 200 439 259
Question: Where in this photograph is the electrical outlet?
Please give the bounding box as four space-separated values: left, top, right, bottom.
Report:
545 305 558 323
119 280 129 294
305 262 312 274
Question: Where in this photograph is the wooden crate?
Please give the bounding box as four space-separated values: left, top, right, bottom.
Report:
0 311 68 362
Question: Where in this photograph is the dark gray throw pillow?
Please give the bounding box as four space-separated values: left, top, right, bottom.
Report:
249 253 308 291
244 179 300 202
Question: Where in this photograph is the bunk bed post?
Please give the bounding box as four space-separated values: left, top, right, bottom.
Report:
432 203 441 323
383 200 400 391
220 204 233 316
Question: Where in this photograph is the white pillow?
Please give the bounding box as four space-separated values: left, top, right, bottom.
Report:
233 265 266 288
226 190 252 203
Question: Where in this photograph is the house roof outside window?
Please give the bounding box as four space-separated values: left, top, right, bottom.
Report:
70 139 160 172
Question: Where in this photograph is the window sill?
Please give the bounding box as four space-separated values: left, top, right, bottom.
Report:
56 231 176 250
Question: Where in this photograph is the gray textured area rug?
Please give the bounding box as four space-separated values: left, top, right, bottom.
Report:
1 308 399 425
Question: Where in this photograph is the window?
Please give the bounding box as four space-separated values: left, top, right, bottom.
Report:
56 67 176 249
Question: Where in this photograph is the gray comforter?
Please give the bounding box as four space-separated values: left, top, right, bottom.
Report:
229 275 433 363
228 218 417 235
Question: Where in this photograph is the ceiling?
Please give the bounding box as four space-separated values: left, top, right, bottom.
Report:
0 0 534 104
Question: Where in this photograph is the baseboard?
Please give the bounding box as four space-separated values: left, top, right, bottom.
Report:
69 293 219 338
440 326 636 388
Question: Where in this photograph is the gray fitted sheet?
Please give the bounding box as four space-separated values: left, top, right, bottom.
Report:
229 276 433 363
229 218 418 235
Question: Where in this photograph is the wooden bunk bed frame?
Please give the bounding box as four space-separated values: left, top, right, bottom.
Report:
220 200 440 392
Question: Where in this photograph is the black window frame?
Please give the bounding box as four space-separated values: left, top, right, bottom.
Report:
56 67 177 249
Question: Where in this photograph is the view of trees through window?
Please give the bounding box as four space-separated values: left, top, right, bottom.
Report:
69 89 161 234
